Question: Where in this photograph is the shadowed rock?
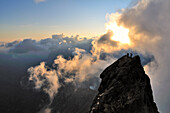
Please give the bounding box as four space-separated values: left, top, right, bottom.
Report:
89 55 159 113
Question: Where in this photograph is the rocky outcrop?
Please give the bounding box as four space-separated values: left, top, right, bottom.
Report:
89 55 159 113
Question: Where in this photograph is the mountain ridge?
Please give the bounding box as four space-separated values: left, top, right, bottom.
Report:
89 55 159 113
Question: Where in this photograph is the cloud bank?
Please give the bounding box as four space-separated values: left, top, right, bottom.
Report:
24 32 154 112
34 0 46 3
0 32 156 112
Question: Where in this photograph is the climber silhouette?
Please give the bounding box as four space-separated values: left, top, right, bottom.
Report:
130 53 133 58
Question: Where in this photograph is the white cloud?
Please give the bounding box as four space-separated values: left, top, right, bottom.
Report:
28 62 60 100
34 0 46 3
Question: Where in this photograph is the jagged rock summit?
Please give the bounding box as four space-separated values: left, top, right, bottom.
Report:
89 55 159 113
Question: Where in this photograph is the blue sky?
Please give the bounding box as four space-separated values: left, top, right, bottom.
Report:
0 0 132 41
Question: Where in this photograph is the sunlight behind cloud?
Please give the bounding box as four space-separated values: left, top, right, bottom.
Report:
106 22 130 44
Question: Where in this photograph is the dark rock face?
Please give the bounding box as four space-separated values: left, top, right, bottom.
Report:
89 55 159 113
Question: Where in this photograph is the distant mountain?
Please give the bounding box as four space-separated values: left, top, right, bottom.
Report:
51 84 96 113
89 55 159 113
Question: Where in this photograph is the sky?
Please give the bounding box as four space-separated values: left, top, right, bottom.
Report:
0 0 132 42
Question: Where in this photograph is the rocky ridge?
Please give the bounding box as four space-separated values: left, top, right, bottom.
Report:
89 55 159 113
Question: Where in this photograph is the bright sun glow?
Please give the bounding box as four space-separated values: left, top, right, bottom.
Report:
106 22 131 44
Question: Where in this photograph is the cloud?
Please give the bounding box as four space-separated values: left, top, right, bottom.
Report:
28 62 60 100
9 39 46 53
34 0 46 3
27 47 117 112
54 49 115 83
0 34 93 55
25 32 155 112
28 62 60 113
27 47 115 96
0 34 95 113
0 40 20 48
0 32 155 113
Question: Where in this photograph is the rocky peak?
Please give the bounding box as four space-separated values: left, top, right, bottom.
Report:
89 55 159 113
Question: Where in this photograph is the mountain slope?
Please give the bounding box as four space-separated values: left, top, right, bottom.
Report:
89 55 159 113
